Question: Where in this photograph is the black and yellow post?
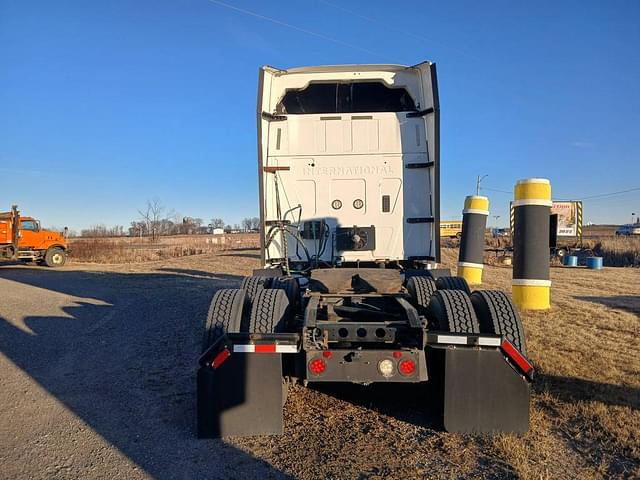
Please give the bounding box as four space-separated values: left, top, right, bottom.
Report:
512 178 552 310
457 195 489 285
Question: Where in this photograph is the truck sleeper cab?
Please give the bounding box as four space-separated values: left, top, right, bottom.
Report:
197 62 532 439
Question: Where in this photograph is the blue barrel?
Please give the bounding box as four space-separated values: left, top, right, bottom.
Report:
586 256 603 270
564 255 578 267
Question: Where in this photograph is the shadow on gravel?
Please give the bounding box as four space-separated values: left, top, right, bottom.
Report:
0 266 292 479
574 295 640 316
157 267 241 279
536 373 640 410
218 252 262 260
310 382 442 430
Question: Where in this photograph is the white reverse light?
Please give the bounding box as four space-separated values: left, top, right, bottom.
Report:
378 359 395 378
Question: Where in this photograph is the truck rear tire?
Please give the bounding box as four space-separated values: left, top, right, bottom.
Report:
44 247 66 267
241 275 272 299
406 276 437 314
202 288 247 352
271 276 299 309
429 290 480 333
436 276 471 295
249 288 290 333
470 290 527 355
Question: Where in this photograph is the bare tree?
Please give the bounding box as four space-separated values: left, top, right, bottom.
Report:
138 198 164 241
210 218 225 229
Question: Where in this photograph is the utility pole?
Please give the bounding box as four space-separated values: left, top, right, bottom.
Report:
476 174 488 196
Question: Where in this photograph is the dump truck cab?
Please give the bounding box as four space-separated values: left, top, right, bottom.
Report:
197 61 533 438
0 206 68 267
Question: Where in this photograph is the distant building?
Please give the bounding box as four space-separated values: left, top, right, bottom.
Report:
212 228 224 235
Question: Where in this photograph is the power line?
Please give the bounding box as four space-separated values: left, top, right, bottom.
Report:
480 186 512 194
577 186 640 201
482 184 640 202
317 0 480 62
205 0 388 60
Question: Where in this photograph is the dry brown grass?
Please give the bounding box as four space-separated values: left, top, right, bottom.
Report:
68 233 259 263
439 248 640 479
581 236 640 267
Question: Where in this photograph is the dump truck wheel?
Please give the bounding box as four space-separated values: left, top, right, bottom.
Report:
44 247 67 267
436 276 471 295
271 276 299 309
406 276 437 314
202 288 247 352
249 288 290 333
471 290 527 355
241 275 272 299
429 290 480 333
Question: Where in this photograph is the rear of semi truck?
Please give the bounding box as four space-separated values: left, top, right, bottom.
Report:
197 62 533 438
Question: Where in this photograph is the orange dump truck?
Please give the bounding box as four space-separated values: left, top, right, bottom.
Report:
0 205 68 267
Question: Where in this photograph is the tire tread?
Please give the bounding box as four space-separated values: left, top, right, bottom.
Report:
471 290 527 354
202 289 245 352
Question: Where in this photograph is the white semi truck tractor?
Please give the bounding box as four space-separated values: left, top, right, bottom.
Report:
197 61 533 437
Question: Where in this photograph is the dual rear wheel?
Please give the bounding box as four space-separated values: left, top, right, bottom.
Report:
406 275 527 355
202 277 294 352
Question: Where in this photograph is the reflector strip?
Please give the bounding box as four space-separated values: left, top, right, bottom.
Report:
255 344 276 353
234 345 255 353
233 344 298 353
437 335 467 345
211 348 231 369
433 335 502 346
501 339 534 378
477 337 501 346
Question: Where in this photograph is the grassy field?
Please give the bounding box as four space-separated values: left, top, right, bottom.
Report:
68 233 259 263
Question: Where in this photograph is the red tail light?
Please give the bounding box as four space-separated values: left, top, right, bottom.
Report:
322 351 332 359
501 340 534 379
398 359 416 376
211 348 231 369
309 358 326 375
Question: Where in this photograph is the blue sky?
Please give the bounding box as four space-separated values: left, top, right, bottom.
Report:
1 0 639 231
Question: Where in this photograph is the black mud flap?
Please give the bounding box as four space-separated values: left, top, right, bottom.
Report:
430 347 530 434
197 352 284 438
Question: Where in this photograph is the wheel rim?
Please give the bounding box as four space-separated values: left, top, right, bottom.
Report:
52 253 63 264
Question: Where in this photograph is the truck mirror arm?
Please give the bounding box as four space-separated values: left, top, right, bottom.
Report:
261 111 288 122
406 107 435 118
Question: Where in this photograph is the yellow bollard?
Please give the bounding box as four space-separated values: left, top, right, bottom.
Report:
512 178 552 310
457 195 489 285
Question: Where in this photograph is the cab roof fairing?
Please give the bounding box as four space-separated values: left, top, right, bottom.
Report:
261 63 432 114
261 61 434 75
